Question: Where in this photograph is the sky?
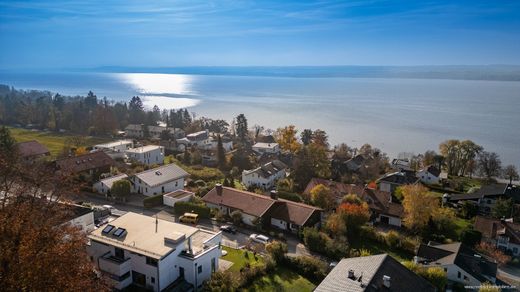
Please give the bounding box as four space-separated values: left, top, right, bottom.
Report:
0 0 519 69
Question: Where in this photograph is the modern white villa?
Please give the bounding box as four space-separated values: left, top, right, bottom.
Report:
252 142 280 155
126 145 165 166
131 164 189 196
87 212 222 291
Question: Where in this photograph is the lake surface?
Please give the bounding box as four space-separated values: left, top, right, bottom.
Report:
1 71 519 166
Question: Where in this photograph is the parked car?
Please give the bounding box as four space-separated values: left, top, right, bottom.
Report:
249 234 270 244
179 212 199 224
220 225 237 234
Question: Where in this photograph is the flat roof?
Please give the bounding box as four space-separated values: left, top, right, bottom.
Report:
164 190 194 199
253 142 279 149
95 140 133 148
89 212 200 259
126 145 164 153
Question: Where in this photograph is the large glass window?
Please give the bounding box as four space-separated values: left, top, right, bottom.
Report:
146 257 158 267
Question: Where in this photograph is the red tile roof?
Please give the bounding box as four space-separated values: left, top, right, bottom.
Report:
16 140 50 157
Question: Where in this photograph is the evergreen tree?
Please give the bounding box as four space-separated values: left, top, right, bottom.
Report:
235 114 248 142
216 134 226 170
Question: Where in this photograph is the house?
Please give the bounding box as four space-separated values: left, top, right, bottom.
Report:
376 170 418 194
125 124 185 139
201 134 233 152
131 163 189 196
63 204 95 232
55 151 115 177
16 140 50 162
93 174 129 196
176 130 212 151
93 140 133 159
417 165 441 185
315 254 435 292
474 216 520 256
448 183 520 214
242 160 287 190
87 212 222 291
126 145 165 165
252 142 280 155
416 242 497 287
391 158 412 171
163 190 194 207
202 185 321 233
345 154 366 172
303 178 404 227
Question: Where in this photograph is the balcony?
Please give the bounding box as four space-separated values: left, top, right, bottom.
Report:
98 252 131 277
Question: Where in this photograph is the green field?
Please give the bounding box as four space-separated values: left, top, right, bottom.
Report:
221 246 264 273
242 266 316 292
8 127 110 157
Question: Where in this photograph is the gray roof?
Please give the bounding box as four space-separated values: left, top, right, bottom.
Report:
99 174 128 189
315 254 435 292
243 160 287 179
135 163 189 187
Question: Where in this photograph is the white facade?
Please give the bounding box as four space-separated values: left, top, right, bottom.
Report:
417 169 440 185
126 145 165 166
376 214 402 227
67 210 95 232
242 163 286 190
497 236 520 256
132 176 184 196
442 264 489 287
163 190 194 207
205 203 259 226
252 143 280 154
93 174 129 196
271 217 288 230
94 140 133 153
87 213 222 291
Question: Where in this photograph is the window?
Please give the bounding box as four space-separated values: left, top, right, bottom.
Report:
113 228 127 238
146 257 158 267
211 258 216 273
514 247 518 254
115 247 125 260
175 181 178 187
463 275 468 281
457 271 461 278
444 268 447 272
198 265 202 274
151 277 155 284
102 224 115 234
119 271 131 281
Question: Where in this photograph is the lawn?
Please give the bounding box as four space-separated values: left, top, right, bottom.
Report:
9 127 110 157
221 246 264 273
448 176 485 193
242 266 316 292
453 217 473 238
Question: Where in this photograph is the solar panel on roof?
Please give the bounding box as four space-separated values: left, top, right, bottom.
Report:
102 224 115 234
113 227 127 237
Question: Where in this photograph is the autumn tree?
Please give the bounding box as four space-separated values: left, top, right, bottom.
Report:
310 184 335 210
337 201 370 236
312 129 329 148
325 213 347 235
478 151 502 179
401 184 440 232
300 129 313 145
439 139 482 176
276 125 301 153
503 164 519 184
291 145 330 191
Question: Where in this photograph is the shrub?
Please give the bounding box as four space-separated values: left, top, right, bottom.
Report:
277 191 303 202
284 255 327 284
385 230 401 248
400 236 419 254
173 201 211 218
143 193 164 208
460 229 482 247
265 241 288 264
230 210 243 225
203 271 238 292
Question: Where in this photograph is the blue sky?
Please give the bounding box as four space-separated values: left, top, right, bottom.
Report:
0 0 519 69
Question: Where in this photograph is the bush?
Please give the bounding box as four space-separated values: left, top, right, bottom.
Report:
230 210 243 225
460 229 482 247
266 241 288 264
302 227 348 260
203 271 238 292
143 194 164 208
385 230 401 248
173 201 211 218
283 256 327 284
277 191 303 202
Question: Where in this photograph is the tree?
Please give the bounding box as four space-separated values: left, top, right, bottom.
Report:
111 179 131 201
478 151 502 180
230 210 243 225
300 129 313 145
216 135 226 170
491 198 514 219
403 262 447 292
460 229 482 247
310 184 335 210
0 126 17 158
423 150 437 167
337 202 370 235
476 242 511 265
439 139 482 176
325 213 347 235
312 129 328 148
460 201 479 219
401 184 440 232
235 114 248 142
276 125 301 153
503 164 519 184
202 271 238 292
128 96 145 124
265 241 288 264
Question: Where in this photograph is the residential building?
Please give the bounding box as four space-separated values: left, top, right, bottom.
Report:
63 204 95 233
448 183 520 214
93 140 134 153
315 254 435 292
87 212 222 291
391 158 412 171
376 170 418 194
125 124 184 139
474 216 520 256
131 164 189 196
241 160 287 190
16 140 50 162
93 174 129 197
345 154 366 172
303 178 404 227
163 190 194 207
417 165 441 185
200 134 233 152
176 130 211 151
126 145 165 165
252 142 280 155
55 151 115 177
416 242 497 287
202 185 321 233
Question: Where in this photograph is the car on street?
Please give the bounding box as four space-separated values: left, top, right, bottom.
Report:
219 225 237 234
249 234 270 244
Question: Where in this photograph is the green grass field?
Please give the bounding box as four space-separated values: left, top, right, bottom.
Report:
8 127 110 157
221 246 264 273
242 266 316 292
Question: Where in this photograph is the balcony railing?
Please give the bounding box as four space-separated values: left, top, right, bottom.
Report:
98 252 131 277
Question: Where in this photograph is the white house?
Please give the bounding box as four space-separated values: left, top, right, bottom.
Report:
64 204 95 233
176 130 211 151
87 212 222 291
163 190 194 207
131 164 189 196
126 145 165 166
416 242 497 287
94 140 134 153
252 142 280 155
242 160 287 190
417 165 441 185
93 174 129 196
125 124 185 139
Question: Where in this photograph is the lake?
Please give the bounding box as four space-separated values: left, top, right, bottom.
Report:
1 71 519 166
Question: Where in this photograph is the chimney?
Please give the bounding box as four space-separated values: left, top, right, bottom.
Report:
270 190 278 200
383 275 391 288
216 183 223 196
155 215 158 233
348 269 355 279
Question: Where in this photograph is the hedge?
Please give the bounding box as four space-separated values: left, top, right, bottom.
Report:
143 194 164 208
173 201 211 218
277 191 303 202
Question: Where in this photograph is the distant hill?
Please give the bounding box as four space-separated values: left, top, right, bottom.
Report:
92 65 520 81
